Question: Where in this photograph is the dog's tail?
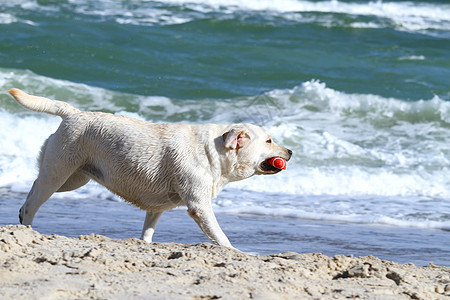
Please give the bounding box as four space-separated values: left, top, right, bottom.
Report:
8 88 81 118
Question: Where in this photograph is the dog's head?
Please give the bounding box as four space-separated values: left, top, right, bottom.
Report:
221 124 292 180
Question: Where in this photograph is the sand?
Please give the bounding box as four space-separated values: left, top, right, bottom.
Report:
0 225 448 299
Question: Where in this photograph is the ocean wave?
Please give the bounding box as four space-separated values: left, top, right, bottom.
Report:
3 0 450 35
0 112 59 187
5 67 449 127
213 189 450 230
161 0 450 32
0 68 130 113
0 12 17 25
212 202 450 231
229 165 450 197
2 68 450 198
266 80 450 125
234 80 450 198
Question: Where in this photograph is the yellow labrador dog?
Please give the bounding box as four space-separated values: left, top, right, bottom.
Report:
8 88 292 247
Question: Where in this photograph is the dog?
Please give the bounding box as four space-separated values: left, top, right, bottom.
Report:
8 88 292 247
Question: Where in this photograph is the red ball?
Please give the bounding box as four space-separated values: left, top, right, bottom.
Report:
267 157 287 170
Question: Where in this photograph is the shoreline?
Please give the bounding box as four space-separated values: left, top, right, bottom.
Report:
1 191 449 267
1 188 450 267
1 225 449 299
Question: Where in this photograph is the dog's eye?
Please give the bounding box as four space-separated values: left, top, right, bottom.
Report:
266 139 272 144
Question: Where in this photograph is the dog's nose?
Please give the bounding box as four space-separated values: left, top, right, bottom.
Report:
287 149 293 159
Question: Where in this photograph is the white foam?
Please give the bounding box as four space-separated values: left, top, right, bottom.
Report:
153 0 450 32
0 112 59 187
398 55 426 61
228 165 450 198
0 13 18 24
213 203 450 231
6 0 448 34
349 22 382 29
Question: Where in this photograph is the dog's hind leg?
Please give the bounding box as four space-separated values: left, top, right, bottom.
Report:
19 134 84 226
141 211 163 242
20 169 88 225
19 180 37 224
19 173 76 225
57 172 90 192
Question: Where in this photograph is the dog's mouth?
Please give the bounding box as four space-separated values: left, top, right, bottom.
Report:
259 159 283 174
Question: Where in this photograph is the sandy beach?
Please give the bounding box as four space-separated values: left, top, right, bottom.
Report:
0 225 448 299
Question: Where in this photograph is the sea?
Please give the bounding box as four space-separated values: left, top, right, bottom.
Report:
0 0 449 267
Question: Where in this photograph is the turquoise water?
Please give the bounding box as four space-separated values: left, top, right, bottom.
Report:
1 0 449 265
1 0 449 101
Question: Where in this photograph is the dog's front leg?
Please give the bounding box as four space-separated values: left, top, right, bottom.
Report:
187 202 232 248
141 211 163 243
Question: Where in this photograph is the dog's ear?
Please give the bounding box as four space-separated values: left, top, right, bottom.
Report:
222 128 251 150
